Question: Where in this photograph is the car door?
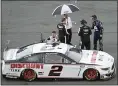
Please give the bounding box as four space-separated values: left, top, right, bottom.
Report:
41 52 82 78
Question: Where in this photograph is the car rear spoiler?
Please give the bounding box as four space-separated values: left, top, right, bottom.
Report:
4 40 10 52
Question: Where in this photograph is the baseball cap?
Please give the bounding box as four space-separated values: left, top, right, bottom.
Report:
80 19 87 24
91 15 97 19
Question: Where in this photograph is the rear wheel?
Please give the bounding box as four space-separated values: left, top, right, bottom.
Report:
84 68 99 81
21 69 37 81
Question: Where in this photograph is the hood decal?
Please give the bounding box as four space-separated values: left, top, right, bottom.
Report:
91 51 98 63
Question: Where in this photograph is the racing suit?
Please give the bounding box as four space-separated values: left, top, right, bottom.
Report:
91 20 104 51
78 25 92 50
57 23 66 43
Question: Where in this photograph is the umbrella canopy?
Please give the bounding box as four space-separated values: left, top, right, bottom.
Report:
52 4 79 16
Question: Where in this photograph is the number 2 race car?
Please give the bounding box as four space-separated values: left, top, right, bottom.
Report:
2 42 115 81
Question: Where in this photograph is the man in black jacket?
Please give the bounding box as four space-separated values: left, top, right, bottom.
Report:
78 19 92 50
57 18 66 43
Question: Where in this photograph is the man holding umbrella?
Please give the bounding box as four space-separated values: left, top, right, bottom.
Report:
52 4 79 44
62 13 72 45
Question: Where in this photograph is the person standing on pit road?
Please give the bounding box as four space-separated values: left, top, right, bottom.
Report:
57 18 66 43
78 19 92 50
91 15 104 51
46 31 58 43
63 13 72 45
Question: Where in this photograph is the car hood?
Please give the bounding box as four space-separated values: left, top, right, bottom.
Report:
79 50 114 66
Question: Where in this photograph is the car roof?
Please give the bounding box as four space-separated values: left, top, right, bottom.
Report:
32 43 70 54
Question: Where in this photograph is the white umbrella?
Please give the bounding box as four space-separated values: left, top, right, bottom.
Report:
52 4 79 16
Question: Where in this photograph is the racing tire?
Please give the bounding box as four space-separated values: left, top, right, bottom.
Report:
21 69 37 81
83 68 99 81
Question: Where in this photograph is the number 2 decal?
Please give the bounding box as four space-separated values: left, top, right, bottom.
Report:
48 65 63 76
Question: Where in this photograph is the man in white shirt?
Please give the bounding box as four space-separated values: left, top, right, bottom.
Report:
63 14 72 45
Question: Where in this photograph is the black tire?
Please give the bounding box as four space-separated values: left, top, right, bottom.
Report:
21 69 37 81
83 68 99 81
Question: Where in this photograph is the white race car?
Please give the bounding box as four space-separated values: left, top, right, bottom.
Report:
2 42 115 81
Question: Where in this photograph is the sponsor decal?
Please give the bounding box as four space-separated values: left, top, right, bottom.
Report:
10 63 43 69
48 65 63 76
98 55 104 61
10 69 20 72
38 72 44 75
6 73 18 77
6 73 16 75
41 46 54 51
87 65 95 68
91 51 98 63
80 65 85 68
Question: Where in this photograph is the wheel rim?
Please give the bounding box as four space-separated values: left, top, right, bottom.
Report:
23 70 36 80
85 69 97 80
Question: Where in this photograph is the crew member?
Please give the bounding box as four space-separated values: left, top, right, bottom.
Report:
46 31 58 43
91 15 104 51
57 18 66 43
78 19 92 50
63 13 72 45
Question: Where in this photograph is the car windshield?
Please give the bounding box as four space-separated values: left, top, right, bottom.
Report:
67 48 82 63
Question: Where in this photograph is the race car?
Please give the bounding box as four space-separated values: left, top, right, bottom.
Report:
2 42 115 81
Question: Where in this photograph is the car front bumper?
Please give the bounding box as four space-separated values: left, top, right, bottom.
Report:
100 67 116 80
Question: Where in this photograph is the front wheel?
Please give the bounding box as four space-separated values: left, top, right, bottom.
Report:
84 68 99 81
21 69 37 81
